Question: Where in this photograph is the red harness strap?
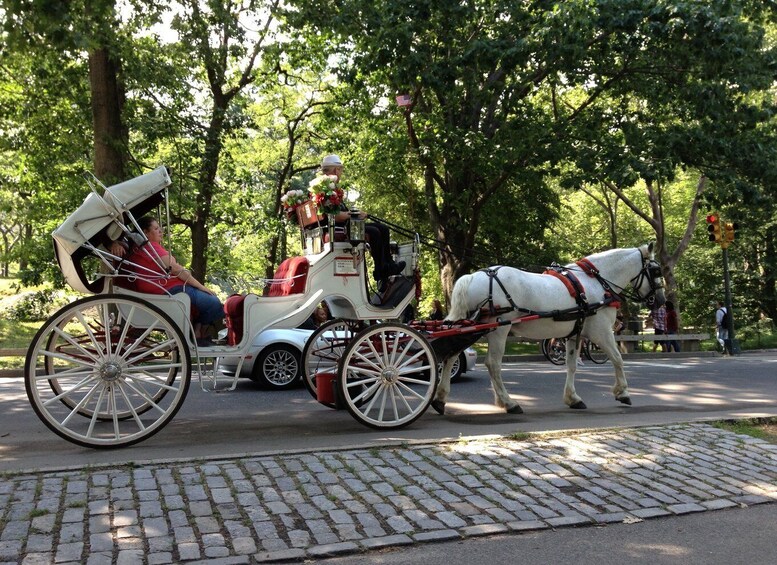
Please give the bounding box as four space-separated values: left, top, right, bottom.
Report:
576 257 621 309
576 258 598 277
543 268 580 298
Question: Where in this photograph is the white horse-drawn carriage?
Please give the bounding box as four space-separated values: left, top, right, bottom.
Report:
25 166 666 449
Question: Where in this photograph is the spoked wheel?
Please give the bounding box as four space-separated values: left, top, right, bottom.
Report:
542 338 567 365
338 323 437 429
301 318 362 407
440 352 463 382
584 340 609 364
25 294 191 449
253 344 301 390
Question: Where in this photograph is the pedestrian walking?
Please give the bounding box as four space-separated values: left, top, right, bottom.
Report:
650 303 667 352
665 301 681 352
715 300 730 354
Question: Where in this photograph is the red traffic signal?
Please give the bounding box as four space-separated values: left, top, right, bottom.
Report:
706 213 722 243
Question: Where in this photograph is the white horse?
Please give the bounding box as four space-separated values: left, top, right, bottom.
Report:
432 243 665 415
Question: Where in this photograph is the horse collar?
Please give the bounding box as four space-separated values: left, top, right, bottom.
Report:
576 258 598 277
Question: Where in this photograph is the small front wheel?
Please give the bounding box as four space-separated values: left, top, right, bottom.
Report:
338 323 436 429
301 318 362 406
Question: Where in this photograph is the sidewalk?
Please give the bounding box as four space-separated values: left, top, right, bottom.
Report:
1 423 776 564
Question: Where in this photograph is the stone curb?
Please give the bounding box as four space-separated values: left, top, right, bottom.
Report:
1 422 776 564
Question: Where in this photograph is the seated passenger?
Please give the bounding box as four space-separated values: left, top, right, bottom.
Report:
319 154 405 289
127 216 223 346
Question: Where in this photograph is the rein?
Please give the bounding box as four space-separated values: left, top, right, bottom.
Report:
575 255 663 306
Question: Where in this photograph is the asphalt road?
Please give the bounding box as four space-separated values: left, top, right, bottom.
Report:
318 503 777 565
2 352 776 473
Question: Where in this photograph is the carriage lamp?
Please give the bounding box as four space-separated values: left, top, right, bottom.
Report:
349 214 366 244
706 214 723 244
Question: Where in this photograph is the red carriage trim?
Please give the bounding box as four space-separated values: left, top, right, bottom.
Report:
224 294 247 346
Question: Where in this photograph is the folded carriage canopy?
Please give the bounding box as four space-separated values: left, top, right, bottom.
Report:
52 166 171 294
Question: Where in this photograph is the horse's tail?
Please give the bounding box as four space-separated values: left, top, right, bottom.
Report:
445 273 475 321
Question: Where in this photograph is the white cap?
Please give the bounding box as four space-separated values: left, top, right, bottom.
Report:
321 154 343 168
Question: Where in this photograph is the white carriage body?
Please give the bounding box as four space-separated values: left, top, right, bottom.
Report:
26 166 456 448
50 166 419 355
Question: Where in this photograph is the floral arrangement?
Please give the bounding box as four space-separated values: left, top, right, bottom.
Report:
308 173 345 215
280 189 307 213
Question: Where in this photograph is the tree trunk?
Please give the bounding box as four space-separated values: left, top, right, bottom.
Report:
18 223 32 272
762 225 777 322
88 47 125 182
190 100 226 282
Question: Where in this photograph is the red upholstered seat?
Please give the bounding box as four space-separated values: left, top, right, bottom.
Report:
266 257 309 296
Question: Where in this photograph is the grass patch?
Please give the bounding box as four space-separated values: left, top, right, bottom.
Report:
0 319 43 367
472 340 541 356
0 319 43 346
712 418 777 443
505 432 532 441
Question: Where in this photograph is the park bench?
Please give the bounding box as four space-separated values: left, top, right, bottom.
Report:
616 333 710 352
0 348 26 378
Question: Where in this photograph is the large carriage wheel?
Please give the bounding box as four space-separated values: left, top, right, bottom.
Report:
25 294 191 449
301 318 363 407
338 323 436 429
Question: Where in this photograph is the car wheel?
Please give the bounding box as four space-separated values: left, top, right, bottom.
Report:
450 352 465 381
253 344 301 390
437 352 465 382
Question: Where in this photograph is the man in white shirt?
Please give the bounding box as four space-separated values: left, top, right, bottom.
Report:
715 300 728 354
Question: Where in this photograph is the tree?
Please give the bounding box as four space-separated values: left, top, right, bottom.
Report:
289 0 777 299
3 0 128 182
155 0 283 282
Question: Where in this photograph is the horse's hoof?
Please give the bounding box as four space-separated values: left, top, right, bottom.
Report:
506 404 524 414
617 396 632 406
570 401 587 410
430 400 446 415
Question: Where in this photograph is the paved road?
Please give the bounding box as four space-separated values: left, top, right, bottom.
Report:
2 352 776 473
320 502 777 565
0 353 776 564
0 423 775 564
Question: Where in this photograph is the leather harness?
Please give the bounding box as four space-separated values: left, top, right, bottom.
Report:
476 261 620 339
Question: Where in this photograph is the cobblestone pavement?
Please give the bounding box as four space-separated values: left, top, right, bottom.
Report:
2 423 776 565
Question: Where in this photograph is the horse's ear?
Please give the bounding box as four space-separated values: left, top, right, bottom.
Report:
648 241 655 254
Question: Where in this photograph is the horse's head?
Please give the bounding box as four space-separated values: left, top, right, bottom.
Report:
633 242 666 307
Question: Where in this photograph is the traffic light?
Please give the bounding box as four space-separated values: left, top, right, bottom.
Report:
706 213 722 244
724 222 738 242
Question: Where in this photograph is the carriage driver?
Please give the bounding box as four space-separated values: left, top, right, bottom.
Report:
320 154 405 290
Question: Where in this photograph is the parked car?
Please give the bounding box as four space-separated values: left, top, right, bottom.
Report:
445 347 477 381
219 328 313 390
220 327 477 390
